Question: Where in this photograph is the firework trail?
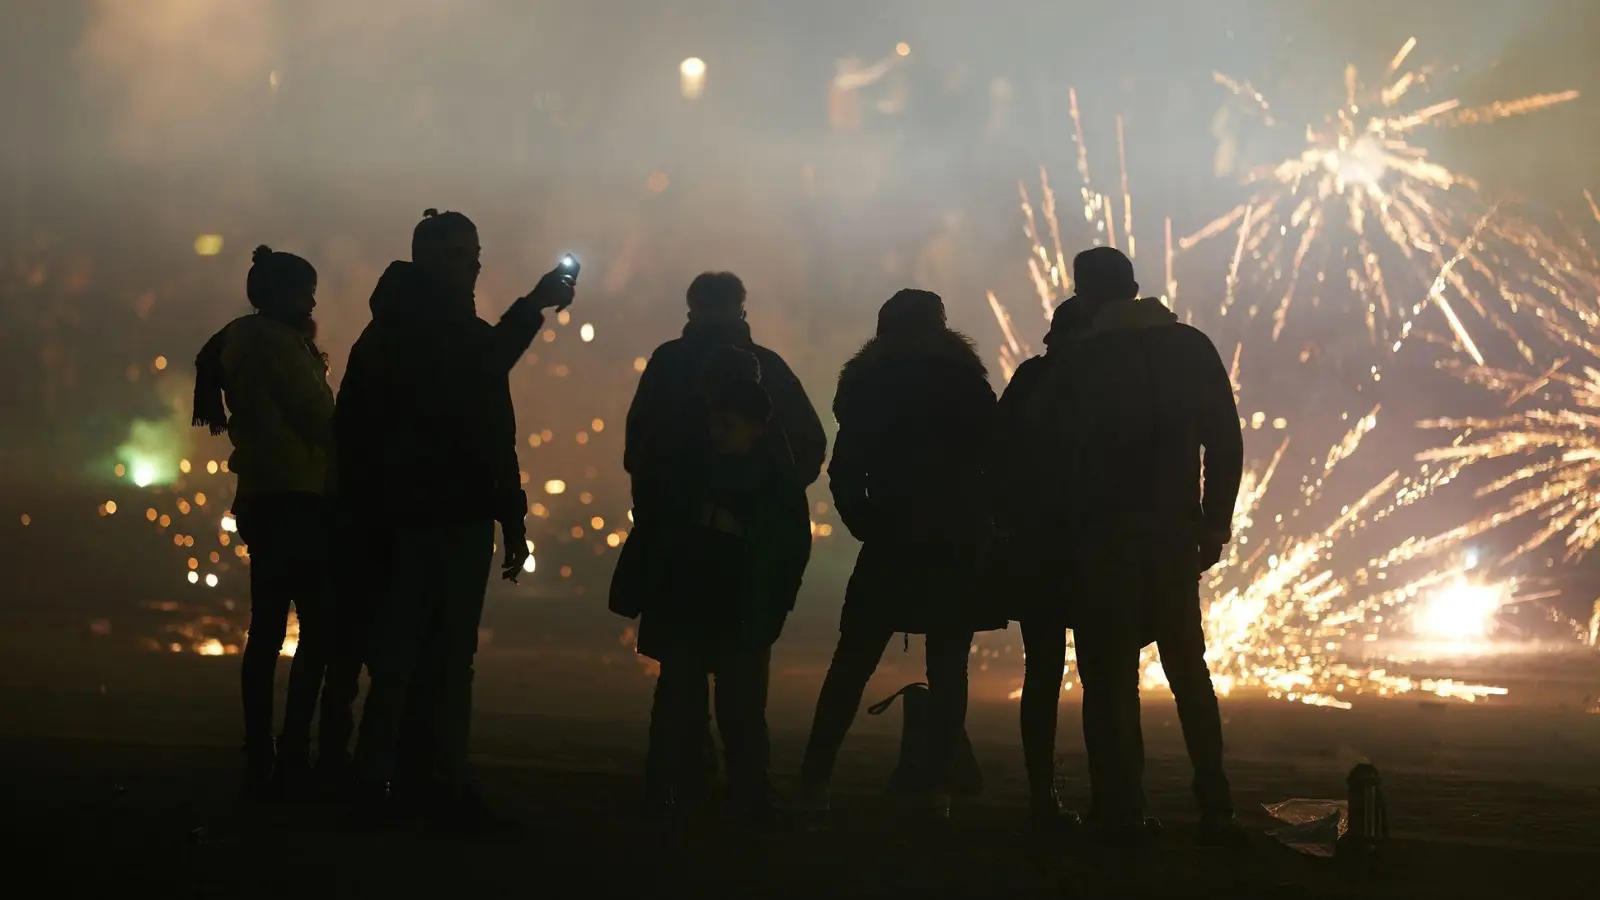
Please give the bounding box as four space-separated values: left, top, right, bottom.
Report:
1183 38 1580 365
1418 319 1600 565
990 97 1522 706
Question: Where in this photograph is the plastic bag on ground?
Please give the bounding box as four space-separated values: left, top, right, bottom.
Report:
1262 798 1347 857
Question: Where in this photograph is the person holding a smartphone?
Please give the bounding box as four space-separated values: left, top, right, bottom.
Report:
337 209 574 833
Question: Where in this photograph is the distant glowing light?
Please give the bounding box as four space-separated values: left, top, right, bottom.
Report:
114 464 126 478
580 323 595 342
206 460 219 475
646 172 670 193
591 517 606 530
895 42 911 57
194 235 225 257
1415 580 1505 641
522 555 537 574
205 573 219 588
680 57 707 99
591 418 605 433
633 357 648 373
153 356 168 371
187 571 199 584
105 501 118 515
19 513 31 526
221 515 237 533
131 462 157 487
544 479 567 495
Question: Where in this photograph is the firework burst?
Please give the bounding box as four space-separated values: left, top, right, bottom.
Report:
1417 318 1600 565
990 96 1525 707
1183 38 1580 364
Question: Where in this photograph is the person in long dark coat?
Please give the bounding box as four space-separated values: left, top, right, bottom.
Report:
797 289 1004 817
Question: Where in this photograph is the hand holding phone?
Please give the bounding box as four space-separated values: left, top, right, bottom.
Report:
529 254 579 311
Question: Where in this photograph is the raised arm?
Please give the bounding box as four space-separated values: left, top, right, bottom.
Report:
485 269 574 372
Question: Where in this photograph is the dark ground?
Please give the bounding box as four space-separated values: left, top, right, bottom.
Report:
3 644 1599 899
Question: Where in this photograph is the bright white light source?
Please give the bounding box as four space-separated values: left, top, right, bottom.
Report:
544 479 567 495
221 515 237 533
204 573 219 588
679 57 707 99
522 556 536 574
1415 580 1503 641
187 571 199 584
580 323 595 342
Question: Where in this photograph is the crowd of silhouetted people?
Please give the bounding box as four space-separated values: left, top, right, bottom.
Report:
194 208 1245 845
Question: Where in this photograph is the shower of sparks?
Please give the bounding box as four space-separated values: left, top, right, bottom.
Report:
989 88 1178 380
1417 328 1600 564
987 95 1550 707
993 344 1513 707
1181 39 1580 363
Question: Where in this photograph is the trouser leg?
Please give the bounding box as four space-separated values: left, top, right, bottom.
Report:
922 630 975 793
1155 595 1232 818
1074 616 1145 826
1018 618 1068 795
715 646 772 808
798 627 893 787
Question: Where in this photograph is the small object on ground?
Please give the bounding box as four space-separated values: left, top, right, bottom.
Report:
1262 798 1346 857
1336 762 1388 863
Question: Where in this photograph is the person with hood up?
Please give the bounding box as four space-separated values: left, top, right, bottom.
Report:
995 246 1245 844
631 347 812 822
192 245 336 798
796 289 1004 819
623 271 825 806
338 209 573 831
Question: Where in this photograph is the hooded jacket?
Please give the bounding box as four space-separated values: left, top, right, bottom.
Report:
211 314 336 498
624 317 826 521
335 261 544 527
830 326 1005 635
994 296 1242 545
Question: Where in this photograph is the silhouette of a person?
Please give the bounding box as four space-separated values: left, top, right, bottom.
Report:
999 247 1244 844
632 348 811 821
625 272 825 810
797 289 1003 818
339 209 573 832
192 245 336 799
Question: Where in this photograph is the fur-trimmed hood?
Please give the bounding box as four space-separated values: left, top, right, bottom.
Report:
835 327 987 420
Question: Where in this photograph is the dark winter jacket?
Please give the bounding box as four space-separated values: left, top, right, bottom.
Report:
335 261 543 528
624 317 826 523
992 296 1242 621
830 327 1005 635
634 452 812 663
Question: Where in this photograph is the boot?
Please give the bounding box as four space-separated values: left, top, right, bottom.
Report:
1029 787 1081 833
272 744 312 796
1197 813 1249 848
793 781 831 814
425 783 521 837
240 741 275 802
